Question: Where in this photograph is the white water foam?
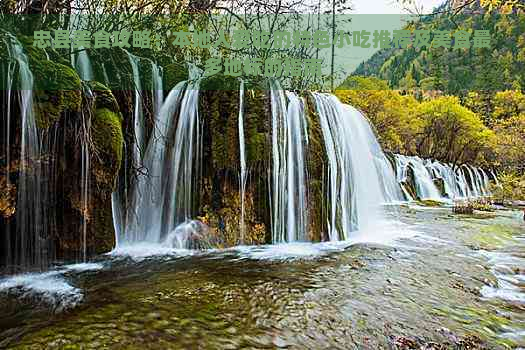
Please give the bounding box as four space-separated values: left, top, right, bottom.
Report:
0 262 103 311
234 219 421 261
109 243 195 262
479 250 525 304
0 271 82 311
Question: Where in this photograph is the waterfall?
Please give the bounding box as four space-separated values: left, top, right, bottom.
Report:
463 165 480 197
119 63 202 246
72 54 94 262
122 81 186 243
3 34 50 269
312 93 398 240
455 166 472 198
394 155 442 200
79 92 92 262
2 35 16 267
490 169 500 186
393 154 492 201
125 51 145 167
152 62 164 116
238 80 247 244
269 82 310 243
73 48 94 81
112 59 164 247
427 160 460 198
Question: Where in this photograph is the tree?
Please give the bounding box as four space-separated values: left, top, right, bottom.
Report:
492 113 525 171
490 171 525 202
416 96 495 166
492 90 525 121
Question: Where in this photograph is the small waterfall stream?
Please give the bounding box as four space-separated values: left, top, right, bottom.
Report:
73 48 94 81
3 34 49 269
152 62 164 116
238 80 247 244
269 81 310 243
79 94 92 262
393 154 492 201
125 51 145 167
72 51 94 263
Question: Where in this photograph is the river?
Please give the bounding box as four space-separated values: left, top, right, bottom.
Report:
1 205 523 349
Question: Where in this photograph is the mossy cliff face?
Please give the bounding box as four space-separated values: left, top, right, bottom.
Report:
304 93 329 242
0 37 124 263
90 87 124 188
19 37 82 128
164 63 189 91
88 83 124 253
57 82 123 256
197 76 268 245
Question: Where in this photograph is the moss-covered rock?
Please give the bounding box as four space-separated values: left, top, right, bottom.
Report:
88 81 119 112
434 178 446 197
418 199 443 207
304 93 329 242
18 36 82 128
86 86 124 253
164 62 188 90
91 107 123 189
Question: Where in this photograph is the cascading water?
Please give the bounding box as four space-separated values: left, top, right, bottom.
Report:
312 93 400 241
393 154 492 201
72 52 94 262
1 35 16 267
112 57 165 246
125 51 145 167
118 65 202 247
238 80 247 244
79 92 92 262
73 48 94 81
395 155 443 200
455 166 472 198
121 81 186 243
490 169 500 186
3 34 49 269
152 62 164 116
427 160 459 198
269 81 310 243
463 164 481 197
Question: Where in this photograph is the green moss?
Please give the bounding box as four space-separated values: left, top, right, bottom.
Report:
304 93 329 241
164 62 188 90
418 199 443 207
88 47 134 90
202 89 240 170
244 89 268 165
91 108 123 189
201 73 238 91
18 36 82 128
88 81 119 113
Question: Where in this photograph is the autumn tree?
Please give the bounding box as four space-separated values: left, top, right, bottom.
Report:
416 96 495 166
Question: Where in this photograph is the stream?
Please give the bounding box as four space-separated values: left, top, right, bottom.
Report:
0 205 524 349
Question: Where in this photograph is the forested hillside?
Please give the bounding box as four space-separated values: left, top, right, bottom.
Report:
337 2 525 200
351 6 525 92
